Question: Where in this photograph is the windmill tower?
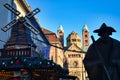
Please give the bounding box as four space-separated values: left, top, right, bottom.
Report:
1 3 41 57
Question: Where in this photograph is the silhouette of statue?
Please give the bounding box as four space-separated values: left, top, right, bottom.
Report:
83 23 120 80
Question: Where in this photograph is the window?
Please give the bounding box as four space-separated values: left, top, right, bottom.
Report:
73 61 78 67
68 54 81 58
85 35 88 37
59 31 63 33
85 40 88 43
72 39 76 42
85 30 88 33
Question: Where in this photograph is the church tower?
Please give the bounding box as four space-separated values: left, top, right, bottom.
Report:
82 24 90 52
57 25 64 46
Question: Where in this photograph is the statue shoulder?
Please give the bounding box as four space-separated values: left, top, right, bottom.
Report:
112 38 120 44
111 38 120 50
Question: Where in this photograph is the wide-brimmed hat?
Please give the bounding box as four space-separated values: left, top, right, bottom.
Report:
93 23 116 33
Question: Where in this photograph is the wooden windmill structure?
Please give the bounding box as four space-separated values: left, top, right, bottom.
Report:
1 3 41 57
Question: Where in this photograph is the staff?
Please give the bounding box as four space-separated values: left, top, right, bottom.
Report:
91 35 111 80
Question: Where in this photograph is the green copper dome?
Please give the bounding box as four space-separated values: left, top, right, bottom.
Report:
83 24 89 32
57 25 64 32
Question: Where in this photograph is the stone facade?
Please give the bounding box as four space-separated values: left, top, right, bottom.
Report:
62 25 89 80
42 28 64 67
42 24 90 80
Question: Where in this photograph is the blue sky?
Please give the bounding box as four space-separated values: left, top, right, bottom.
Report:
27 0 120 43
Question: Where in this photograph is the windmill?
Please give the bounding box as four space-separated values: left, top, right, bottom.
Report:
1 3 40 35
0 3 43 49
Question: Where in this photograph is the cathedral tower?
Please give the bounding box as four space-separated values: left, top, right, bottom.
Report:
66 31 82 49
57 25 64 46
82 24 90 51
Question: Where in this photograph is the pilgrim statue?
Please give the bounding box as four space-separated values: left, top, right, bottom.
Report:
83 23 120 80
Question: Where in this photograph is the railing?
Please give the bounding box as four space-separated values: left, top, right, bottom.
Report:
0 48 31 58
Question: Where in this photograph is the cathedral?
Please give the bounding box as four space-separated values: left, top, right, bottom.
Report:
58 24 90 80
43 24 90 80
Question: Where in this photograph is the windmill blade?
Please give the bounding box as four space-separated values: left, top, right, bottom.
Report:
26 8 40 18
24 22 40 34
1 19 18 32
4 3 21 16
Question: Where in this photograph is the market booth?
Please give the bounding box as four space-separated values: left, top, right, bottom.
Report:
0 56 69 80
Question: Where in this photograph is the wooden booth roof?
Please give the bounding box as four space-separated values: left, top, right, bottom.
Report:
0 56 68 75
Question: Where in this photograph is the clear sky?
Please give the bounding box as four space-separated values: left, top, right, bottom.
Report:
27 0 120 44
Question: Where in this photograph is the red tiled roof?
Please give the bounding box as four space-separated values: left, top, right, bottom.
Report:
42 28 59 43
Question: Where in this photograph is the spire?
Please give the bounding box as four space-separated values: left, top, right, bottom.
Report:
82 24 89 32
57 25 64 32
82 24 90 52
57 25 64 47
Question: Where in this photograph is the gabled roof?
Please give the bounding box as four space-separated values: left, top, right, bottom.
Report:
66 31 81 40
64 43 82 53
42 27 55 35
42 28 60 44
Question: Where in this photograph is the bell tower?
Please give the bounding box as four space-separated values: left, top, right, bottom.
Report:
82 24 90 51
57 25 64 47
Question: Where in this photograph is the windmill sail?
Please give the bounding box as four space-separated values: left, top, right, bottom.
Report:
24 22 39 34
26 8 40 18
4 3 20 16
1 19 18 32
